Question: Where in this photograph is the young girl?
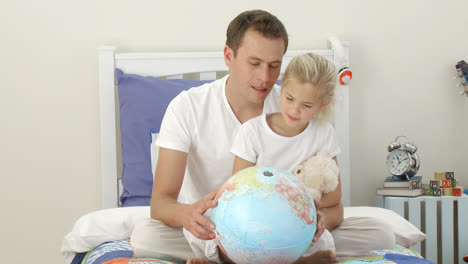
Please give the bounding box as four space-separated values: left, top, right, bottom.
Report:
187 53 341 264
230 52 341 264
231 52 340 173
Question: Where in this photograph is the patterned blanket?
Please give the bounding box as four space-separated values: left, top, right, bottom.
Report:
73 240 434 264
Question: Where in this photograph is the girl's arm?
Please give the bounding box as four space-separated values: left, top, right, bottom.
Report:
317 199 343 231
232 155 255 175
317 156 344 230
320 157 342 206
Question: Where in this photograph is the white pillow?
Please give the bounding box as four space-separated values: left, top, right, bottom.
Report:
344 206 426 247
150 133 159 179
61 206 150 263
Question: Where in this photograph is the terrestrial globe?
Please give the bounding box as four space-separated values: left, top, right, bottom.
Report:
212 166 317 264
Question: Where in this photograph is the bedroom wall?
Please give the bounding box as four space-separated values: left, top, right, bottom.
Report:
1 0 467 263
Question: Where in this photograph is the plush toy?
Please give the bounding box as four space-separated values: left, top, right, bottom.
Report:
293 152 339 200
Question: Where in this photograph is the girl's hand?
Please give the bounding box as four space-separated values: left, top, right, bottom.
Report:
313 199 325 242
180 190 218 240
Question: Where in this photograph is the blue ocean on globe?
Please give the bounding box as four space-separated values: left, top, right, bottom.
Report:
212 166 317 264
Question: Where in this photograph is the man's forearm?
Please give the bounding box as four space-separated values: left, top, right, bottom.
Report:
320 201 343 231
151 195 186 227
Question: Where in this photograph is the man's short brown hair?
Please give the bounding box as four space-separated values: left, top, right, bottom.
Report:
226 10 288 56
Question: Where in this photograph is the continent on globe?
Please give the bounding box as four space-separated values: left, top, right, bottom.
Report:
212 166 317 264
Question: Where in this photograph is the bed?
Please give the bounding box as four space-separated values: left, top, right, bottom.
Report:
61 39 431 264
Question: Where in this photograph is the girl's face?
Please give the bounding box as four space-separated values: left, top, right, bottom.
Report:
280 79 325 129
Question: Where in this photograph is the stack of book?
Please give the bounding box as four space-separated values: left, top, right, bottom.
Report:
376 175 425 197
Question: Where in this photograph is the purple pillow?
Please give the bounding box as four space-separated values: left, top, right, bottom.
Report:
116 69 210 206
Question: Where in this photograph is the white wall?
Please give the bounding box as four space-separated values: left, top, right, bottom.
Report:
1 1 467 263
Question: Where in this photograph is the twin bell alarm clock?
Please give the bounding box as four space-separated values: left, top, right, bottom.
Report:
386 136 420 180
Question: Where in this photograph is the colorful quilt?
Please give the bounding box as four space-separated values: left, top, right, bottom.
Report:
75 239 176 264
340 245 434 264
73 240 433 264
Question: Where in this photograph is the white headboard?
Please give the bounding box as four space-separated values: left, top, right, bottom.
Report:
98 40 351 209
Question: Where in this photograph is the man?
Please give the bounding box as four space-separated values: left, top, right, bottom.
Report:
131 9 392 264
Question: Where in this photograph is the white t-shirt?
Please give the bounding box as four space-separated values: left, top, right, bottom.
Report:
230 114 341 173
156 75 281 204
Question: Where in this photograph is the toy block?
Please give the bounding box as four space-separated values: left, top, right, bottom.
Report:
433 188 442 196
410 180 422 189
442 188 453 196
445 171 454 179
452 178 457 187
430 180 439 189
441 180 452 188
453 187 462 196
434 172 446 181
425 187 434 196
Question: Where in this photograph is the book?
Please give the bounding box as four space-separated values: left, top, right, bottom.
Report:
383 176 422 188
376 187 425 197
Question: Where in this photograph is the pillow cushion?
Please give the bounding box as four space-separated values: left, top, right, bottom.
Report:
150 132 159 179
116 69 210 207
61 206 150 264
343 206 426 247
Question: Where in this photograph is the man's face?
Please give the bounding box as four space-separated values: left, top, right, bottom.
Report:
225 29 285 105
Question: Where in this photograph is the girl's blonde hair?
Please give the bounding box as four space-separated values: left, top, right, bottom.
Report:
281 53 337 123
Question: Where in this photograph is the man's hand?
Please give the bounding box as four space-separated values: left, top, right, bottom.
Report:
313 199 325 242
180 190 218 240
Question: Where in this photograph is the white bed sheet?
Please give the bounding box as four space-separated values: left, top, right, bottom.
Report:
61 206 426 263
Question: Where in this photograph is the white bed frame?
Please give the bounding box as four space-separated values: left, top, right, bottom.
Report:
98 40 351 209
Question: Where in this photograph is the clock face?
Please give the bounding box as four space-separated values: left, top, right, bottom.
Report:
386 149 411 176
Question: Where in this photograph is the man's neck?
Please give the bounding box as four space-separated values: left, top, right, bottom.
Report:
225 82 264 124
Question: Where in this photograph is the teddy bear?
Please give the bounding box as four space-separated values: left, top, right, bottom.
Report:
293 152 339 200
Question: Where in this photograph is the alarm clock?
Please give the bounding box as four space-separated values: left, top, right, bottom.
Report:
386 136 420 180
